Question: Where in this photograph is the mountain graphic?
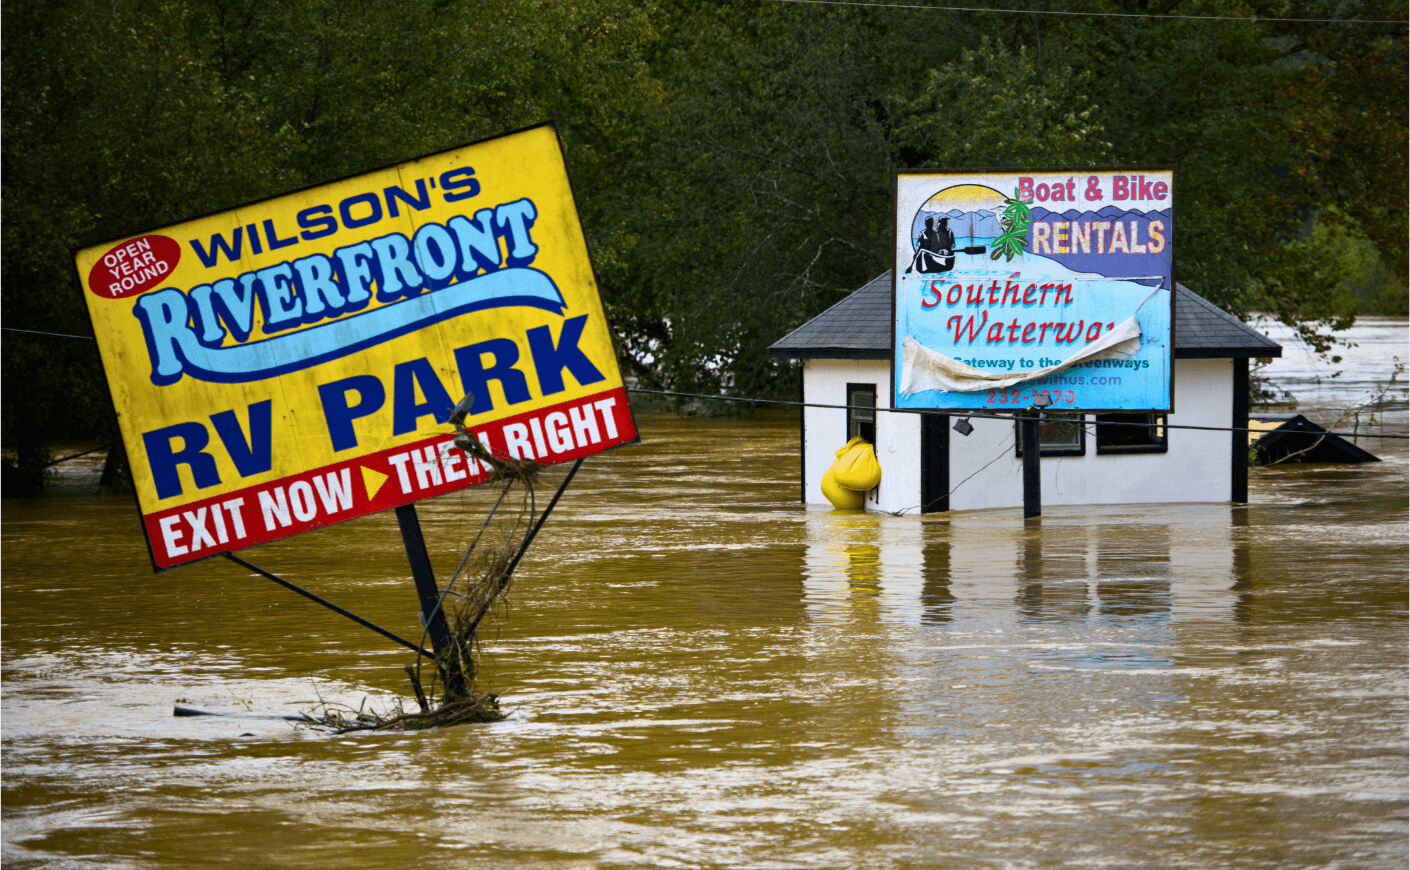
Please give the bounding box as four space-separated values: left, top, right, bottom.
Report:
912 209 1004 240
1031 205 1173 224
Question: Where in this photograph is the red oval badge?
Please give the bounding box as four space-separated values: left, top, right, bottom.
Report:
87 234 182 299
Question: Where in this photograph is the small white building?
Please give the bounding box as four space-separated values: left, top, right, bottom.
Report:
769 271 1283 514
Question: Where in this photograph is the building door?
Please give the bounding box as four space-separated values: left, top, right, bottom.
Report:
920 413 949 513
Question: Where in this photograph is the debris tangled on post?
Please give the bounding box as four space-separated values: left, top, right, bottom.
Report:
302 403 567 733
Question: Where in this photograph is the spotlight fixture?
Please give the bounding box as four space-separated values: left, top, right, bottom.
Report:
1031 391 1054 410
451 392 476 424
952 417 974 437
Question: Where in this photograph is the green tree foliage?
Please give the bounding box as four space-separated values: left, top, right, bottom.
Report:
1028 0 1406 342
3 0 1405 481
604 9 1121 397
0 0 658 485
898 38 1111 168
603 7 900 395
3 0 299 488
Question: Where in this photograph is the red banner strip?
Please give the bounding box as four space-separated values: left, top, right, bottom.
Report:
143 387 635 568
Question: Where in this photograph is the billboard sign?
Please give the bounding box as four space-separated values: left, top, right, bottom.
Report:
76 124 637 570
893 169 1174 412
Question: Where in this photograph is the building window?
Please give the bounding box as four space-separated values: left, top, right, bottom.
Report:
1095 412 1168 454
1015 413 1086 457
846 384 876 443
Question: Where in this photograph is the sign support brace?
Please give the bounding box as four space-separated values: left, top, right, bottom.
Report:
221 551 433 658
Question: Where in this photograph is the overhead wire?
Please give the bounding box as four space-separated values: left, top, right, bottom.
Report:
3 324 1401 440
769 0 1409 25
889 429 1019 514
625 387 1410 440
2 327 98 341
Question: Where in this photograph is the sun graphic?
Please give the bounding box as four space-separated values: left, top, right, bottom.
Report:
919 184 1007 214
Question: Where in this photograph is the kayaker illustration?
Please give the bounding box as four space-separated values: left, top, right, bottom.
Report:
906 213 988 274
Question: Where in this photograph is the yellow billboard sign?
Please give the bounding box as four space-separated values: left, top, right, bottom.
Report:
76 125 637 569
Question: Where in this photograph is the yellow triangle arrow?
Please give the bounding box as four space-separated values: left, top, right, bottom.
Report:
361 466 389 500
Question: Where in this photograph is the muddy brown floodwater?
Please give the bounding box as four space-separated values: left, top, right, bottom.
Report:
3 409 1407 869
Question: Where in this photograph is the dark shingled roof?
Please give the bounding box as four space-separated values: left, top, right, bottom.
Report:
1171 283 1283 358
768 271 1281 360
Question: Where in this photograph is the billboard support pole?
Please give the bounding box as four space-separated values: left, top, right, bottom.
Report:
395 503 464 698
1021 412 1042 519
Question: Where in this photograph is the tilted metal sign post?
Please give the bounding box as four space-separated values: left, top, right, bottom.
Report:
892 168 1175 516
75 124 637 655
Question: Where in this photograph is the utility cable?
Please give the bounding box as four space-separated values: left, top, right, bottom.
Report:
2 327 97 340
2 326 1398 438
770 0 1409 25
626 387 1410 439
889 430 1019 515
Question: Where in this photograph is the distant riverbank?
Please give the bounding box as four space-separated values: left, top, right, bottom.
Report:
1251 315 1406 430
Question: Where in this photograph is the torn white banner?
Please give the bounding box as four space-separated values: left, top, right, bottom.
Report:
901 316 1144 394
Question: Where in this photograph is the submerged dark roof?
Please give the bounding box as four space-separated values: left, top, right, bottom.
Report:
1250 414 1380 464
768 271 1282 360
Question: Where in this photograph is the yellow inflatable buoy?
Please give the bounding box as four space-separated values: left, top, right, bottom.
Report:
822 468 866 509
831 437 882 491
